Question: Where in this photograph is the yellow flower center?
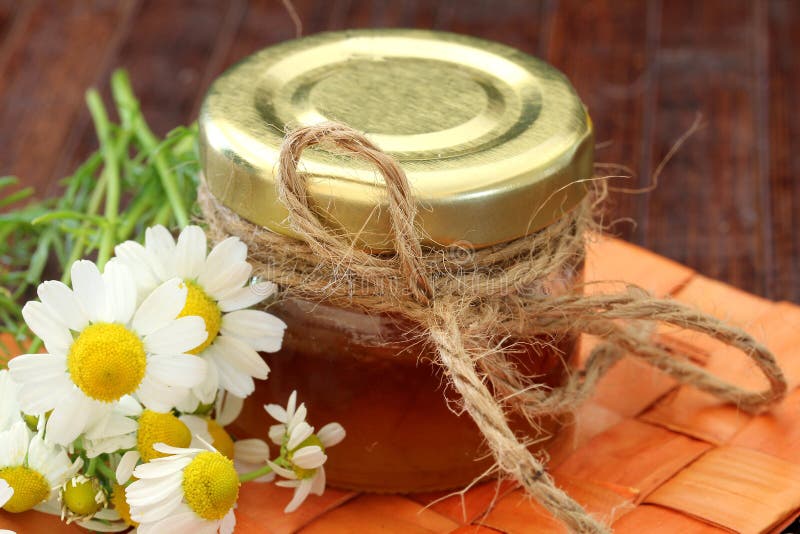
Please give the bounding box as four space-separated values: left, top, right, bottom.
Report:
207 419 235 460
179 281 221 355
110 483 137 527
67 323 146 402
136 410 192 462
62 478 101 516
0 465 50 513
289 435 325 480
182 451 239 521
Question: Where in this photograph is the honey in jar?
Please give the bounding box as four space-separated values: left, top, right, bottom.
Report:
199 29 594 493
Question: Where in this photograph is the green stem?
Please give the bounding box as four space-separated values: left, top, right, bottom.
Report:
111 70 189 228
86 457 99 477
61 176 106 285
27 337 43 354
95 459 117 482
153 202 173 227
86 90 120 270
116 180 160 241
238 464 274 483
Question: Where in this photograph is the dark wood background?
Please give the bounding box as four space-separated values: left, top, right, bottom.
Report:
1 0 798 303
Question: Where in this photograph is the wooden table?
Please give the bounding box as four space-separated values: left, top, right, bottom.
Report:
1 0 798 303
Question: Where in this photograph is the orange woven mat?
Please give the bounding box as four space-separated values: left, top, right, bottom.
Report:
3 236 800 533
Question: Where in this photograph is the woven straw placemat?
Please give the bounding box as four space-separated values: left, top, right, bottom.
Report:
3 236 799 534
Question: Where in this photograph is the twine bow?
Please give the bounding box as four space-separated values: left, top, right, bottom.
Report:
200 122 787 534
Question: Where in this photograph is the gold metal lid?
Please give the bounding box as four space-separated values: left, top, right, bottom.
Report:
199 29 593 251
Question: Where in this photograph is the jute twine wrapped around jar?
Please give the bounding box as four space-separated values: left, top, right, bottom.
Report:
199 122 787 534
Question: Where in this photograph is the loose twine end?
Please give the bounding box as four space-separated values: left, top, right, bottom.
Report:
199 121 787 534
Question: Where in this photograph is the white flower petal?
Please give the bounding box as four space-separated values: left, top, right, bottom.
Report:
144 316 207 355
268 424 285 445
0 370 21 430
292 446 326 470
0 478 13 508
189 355 218 406
8 353 65 385
9 354 71 415
180 415 213 447
220 509 237 534
21 301 72 356
144 225 177 281
267 460 296 480
287 422 314 451
209 353 255 398
286 391 297 415
102 260 137 324
175 391 201 414
0 422 31 468
288 404 308 432
206 262 252 302
174 226 207 280
137 509 213 534
116 450 140 484
311 466 326 495
234 439 270 464
265 404 288 424
146 354 206 389
114 241 160 294
132 278 188 337
135 374 188 413
131 455 192 480
85 434 136 458
76 518 130 532
125 470 184 506
218 284 275 313
221 310 286 353
152 443 204 456
317 422 346 448
115 395 144 417
216 391 243 426
71 260 108 322
85 411 137 440
37 280 88 332
212 335 269 380
28 433 73 484
284 478 313 513
128 482 183 523
221 309 286 339
197 237 247 292
45 391 99 445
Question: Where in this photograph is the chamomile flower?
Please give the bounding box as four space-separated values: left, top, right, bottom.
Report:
9 260 208 445
0 421 81 513
181 414 273 483
0 370 22 431
126 443 239 534
115 225 286 410
266 392 345 512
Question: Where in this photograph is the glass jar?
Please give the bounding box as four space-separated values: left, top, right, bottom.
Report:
199 29 594 492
